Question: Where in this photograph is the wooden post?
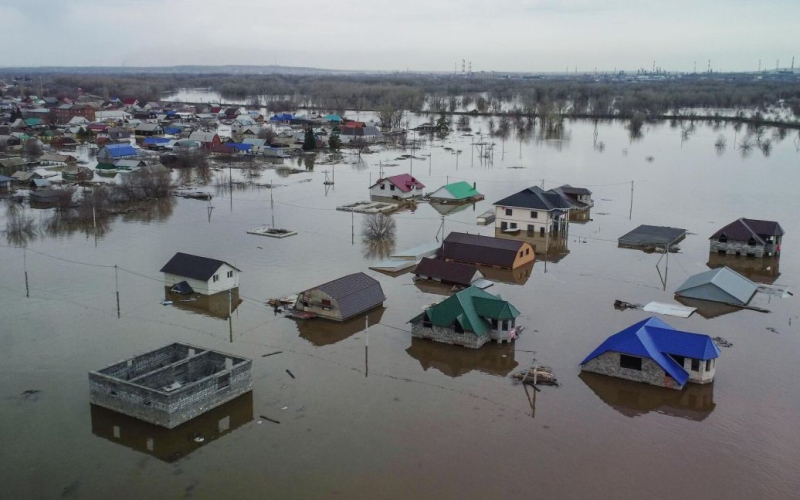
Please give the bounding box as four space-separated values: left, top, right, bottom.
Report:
115 264 120 318
630 180 634 219
23 247 29 298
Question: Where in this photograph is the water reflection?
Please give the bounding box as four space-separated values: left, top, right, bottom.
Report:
90 392 253 463
579 372 715 421
475 262 533 285
429 202 475 217
405 337 518 378
707 253 780 284
674 296 741 319
294 306 386 347
494 228 570 263
164 286 243 320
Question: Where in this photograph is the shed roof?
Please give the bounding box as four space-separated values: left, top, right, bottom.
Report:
618 225 687 247
310 272 386 320
100 143 137 158
675 266 757 306
160 252 240 282
414 258 480 286
493 186 572 211
580 317 720 387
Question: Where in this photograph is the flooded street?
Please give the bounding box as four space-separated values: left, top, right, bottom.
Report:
2 117 800 499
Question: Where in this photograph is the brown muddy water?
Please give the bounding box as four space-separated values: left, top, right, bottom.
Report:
1 117 799 499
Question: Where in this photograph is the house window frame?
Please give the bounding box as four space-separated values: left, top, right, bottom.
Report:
505 208 512 216
691 359 700 372
619 354 642 371
212 274 219 283
530 211 538 219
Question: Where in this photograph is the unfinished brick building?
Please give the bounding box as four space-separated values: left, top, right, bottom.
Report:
89 343 252 429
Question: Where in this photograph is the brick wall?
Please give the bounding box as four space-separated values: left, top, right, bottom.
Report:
411 323 488 349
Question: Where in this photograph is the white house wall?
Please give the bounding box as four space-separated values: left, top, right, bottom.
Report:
370 180 420 199
163 263 239 296
494 206 556 234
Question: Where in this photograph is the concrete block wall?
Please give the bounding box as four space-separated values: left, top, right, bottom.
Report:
581 352 681 390
411 323 488 349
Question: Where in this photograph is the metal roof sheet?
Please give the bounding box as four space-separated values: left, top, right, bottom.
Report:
160 252 240 282
675 266 757 305
312 272 386 321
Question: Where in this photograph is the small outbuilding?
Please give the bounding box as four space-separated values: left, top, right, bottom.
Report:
160 252 241 296
413 257 483 287
441 232 534 269
295 272 386 322
674 266 757 306
618 225 687 251
709 218 784 258
369 173 425 199
580 317 720 390
409 286 521 348
97 143 137 162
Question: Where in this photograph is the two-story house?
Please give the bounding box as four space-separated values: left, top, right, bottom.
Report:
493 186 572 236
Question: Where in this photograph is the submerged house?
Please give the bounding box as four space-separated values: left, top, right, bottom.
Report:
409 286 521 348
427 181 484 204
295 272 386 321
160 252 241 296
441 232 534 269
674 266 757 306
580 317 720 390
413 257 484 287
97 143 137 162
89 343 252 429
709 218 784 258
550 184 593 211
493 186 572 236
369 173 425 200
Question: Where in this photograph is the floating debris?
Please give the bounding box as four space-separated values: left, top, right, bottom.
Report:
513 366 559 387
259 415 281 424
247 226 298 238
766 327 780 334
614 300 641 311
336 201 399 214
712 336 733 348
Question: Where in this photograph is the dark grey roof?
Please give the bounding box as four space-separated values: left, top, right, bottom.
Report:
619 225 687 247
442 232 528 268
710 218 784 243
313 272 386 320
551 184 591 209
414 257 480 286
160 252 240 281
493 186 572 211
556 184 592 196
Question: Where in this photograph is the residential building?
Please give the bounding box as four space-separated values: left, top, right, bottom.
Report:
580 317 720 390
709 218 784 258
674 266 758 306
49 104 96 124
160 252 241 296
369 173 425 199
409 286 521 348
441 232 534 269
188 131 222 149
295 272 385 322
413 258 484 287
493 186 571 236
97 143 137 162
427 181 484 203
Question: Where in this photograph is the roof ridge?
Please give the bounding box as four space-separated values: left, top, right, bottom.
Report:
736 218 764 244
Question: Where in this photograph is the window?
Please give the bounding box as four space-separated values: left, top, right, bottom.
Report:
527 225 534 236
747 238 757 247
380 183 385 190
454 321 464 334
619 355 642 371
217 374 230 390
321 299 332 310
691 359 700 372
530 211 538 219
706 360 712 371
505 208 512 216
422 313 432 329
502 320 508 331
540 227 545 237
491 319 498 330
501 221 508 230
390 184 396 191
519 251 523 258
226 271 233 278
510 223 517 229
670 355 685 367
718 235 728 243
212 274 219 282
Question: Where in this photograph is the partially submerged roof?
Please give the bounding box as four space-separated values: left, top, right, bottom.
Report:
310 272 386 320
100 143 137 158
160 252 240 281
442 232 529 268
431 181 482 200
412 286 519 336
675 266 757 306
494 186 572 211
618 225 687 247
581 317 720 387
710 218 784 244
414 258 481 287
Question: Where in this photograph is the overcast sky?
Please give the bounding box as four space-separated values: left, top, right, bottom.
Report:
2 0 798 72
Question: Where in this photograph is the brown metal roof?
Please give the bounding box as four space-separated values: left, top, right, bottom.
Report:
442 232 527 268
710 218 784 243
414 258 480 286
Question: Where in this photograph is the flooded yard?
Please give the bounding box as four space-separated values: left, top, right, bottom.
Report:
2 117 799 499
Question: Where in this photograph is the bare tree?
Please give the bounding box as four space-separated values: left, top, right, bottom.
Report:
361 213 396 241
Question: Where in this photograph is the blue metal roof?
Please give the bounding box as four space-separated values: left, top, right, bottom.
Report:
143 137 171 144
228 143 252 152
164 127 181 135
580 317 720 387
102 144 137 157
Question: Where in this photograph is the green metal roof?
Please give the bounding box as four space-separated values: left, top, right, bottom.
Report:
444 181 480 200
414 286 519 336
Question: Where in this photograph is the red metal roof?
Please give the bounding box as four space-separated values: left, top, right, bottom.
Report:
374 173 425 193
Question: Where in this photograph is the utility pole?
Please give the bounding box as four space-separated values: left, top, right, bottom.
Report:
229 288 233 343
114 264 120 318
23 247 29 298
365 316 369 378
351 211 354 245
270 186 275 229
629 180 634 219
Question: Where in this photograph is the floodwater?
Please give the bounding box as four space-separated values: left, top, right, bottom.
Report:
2 116 800 499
